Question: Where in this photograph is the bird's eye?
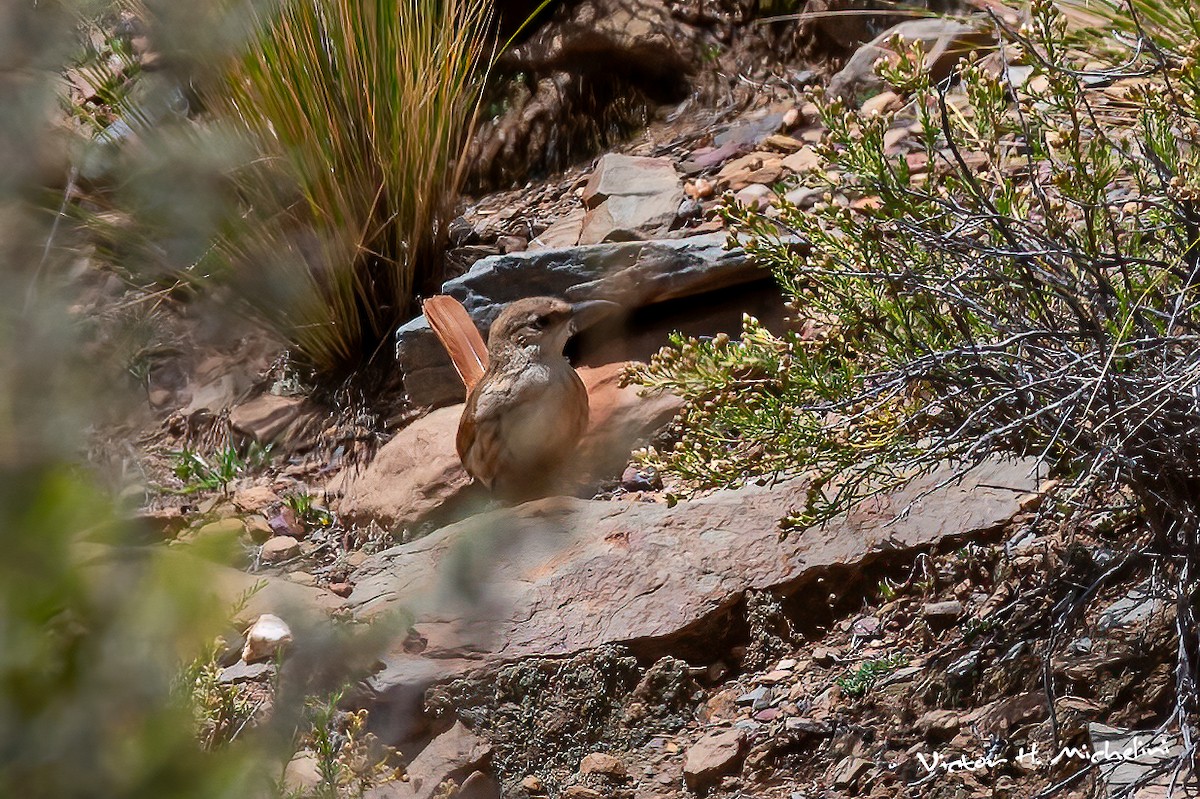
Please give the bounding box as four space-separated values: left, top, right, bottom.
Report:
531 315 548 330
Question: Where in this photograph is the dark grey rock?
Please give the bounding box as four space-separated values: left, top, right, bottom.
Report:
1088 723 1189 798
395 233 761 407
1096 581 1164 633
946 650 981 682
218 660 273 684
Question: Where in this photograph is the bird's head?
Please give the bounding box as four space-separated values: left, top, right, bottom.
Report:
488 296 618 359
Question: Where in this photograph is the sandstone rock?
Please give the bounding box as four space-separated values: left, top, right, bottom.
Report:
860 89 903 116
733 184 774 210
882 126 911 152
716 152 783 192
923 600 964 619
762 134 804 152
683 728 745 790
333 405 473 532
496 235 527 254
582 154 677 209
261 535 301 563
133 507 187 539
828 19 994 103
283 754 323 793
395 234 760 408
230 394 311 446
783 185 825 210
366 722 491 799
573 362 683 486
561 788 601 799
831 755 871 789
348 459 1037 709
187 517 246 546
781 146 821 173
335 363 681 530
242 613 293 663
579 752 627 779
148 387 172 408
916 708 962 736
456 771 500 799
289 571 317 587
233 486 281 513
529 208 585 250
245 515 273 543
701 689 741 725
972 692 1044 733
579 155 684 244
758 670 792 685
181 374 240 416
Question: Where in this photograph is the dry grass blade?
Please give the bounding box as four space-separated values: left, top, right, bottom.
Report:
214 0 492 375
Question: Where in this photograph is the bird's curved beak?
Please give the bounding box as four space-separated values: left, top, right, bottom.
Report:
568 299 621 335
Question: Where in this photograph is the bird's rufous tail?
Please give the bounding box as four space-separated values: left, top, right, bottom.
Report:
422 295 489 392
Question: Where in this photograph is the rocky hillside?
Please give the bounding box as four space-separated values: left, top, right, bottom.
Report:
9 1 1197 798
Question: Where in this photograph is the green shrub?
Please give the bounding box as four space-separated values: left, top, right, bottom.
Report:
836 653 909 698
629 0 1200 758
168 442 272 494
630 0 1200 539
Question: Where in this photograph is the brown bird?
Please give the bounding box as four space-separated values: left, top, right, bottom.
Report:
424 295 616 499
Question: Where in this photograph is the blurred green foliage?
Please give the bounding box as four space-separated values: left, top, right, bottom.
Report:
0 3 397 796
0 470 269 797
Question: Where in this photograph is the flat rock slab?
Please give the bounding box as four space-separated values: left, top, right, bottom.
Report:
348 459 1039 702
366 721 491 799
394 234 760 408
579 154 683 245
1089 723 1195 798
828 18 993 102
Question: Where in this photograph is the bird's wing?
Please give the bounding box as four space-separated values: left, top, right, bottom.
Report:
423 295 488 392
456 387 493 488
